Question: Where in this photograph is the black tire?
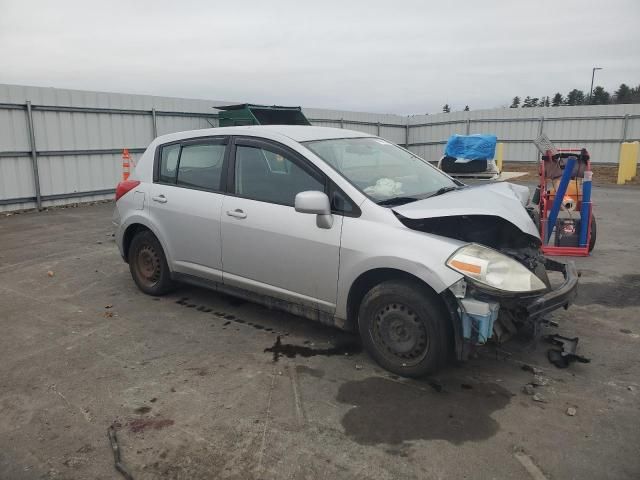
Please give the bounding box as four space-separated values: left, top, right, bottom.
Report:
128 230 174 296
589 215 596 252
357 280 451 377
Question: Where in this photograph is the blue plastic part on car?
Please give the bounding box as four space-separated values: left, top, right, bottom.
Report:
460 298 499 344
444 134 498 160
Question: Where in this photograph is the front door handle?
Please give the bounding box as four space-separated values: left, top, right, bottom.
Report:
226 209 247 219
152 195 167 204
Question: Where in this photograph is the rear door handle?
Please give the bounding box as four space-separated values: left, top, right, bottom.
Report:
226 209 247 219
152 195 167 204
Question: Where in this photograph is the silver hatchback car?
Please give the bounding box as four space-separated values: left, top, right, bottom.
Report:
114 125 578 377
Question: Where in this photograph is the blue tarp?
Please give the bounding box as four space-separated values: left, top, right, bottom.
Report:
444 134 497 160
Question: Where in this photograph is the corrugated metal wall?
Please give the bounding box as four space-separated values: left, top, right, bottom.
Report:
0 85 228 212
408 104 640 164
2 83 639 212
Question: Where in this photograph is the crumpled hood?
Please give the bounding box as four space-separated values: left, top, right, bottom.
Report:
392 182 539 238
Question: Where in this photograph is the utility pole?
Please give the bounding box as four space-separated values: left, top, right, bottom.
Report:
589 67 603 104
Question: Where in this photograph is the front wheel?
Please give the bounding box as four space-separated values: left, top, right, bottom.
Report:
358 280 451 377
128 230 174 295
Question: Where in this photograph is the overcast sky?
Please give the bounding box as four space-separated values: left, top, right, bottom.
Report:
1 0 639 114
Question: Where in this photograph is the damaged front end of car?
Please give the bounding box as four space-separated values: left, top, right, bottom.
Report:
397 213 579 361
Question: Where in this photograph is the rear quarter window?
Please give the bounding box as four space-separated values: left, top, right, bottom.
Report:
158 144 180 183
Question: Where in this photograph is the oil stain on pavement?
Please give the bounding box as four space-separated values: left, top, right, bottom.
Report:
335 377 513 445
265 335 361 361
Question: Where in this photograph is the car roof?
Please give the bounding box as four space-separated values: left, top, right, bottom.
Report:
152 125 374 145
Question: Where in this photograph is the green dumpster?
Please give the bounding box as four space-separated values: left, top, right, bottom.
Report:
216 104 311 127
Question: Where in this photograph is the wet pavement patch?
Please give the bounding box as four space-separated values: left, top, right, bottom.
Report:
265 335 361 361
575 274 640 307
336 377 512 445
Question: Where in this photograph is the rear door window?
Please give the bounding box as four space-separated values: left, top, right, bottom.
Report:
157 138 227 191
177 143 225 191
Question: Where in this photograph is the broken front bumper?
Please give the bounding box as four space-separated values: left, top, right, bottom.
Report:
448 257 579 356
464 257 579 322
525 258 578 320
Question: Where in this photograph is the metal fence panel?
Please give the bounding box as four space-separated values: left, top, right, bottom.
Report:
2 83 640 212
156 115 218 137
0 156 35 205
0 107 30 152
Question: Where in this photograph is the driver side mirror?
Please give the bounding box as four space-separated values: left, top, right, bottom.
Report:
294 191 334 229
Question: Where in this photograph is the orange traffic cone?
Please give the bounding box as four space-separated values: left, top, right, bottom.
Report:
122 148 131 181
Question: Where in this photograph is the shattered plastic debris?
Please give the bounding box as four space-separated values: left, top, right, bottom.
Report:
531 375 550 387
566 407 577 416
545 334 590 368
532 393 547 403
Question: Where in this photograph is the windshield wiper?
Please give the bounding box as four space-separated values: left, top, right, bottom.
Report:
376 196 420 206
426 186 464 198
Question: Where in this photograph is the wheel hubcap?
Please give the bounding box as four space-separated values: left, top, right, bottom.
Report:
373 303 429 365
137 244 161 286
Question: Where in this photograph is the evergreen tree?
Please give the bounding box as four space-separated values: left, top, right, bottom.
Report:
614 84 632 104
631 85 640 103
591 86 610 105
551 93 563 106
522 96 533 107
442 104 450 113
542 96 550 107
565 89 585 106
464 105 470 111
510 96 520 108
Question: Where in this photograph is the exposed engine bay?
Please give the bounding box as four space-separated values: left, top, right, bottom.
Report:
397 213 564 350
396 213 547 279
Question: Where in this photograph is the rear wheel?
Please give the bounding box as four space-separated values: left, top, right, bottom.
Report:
128 230 174 295
358 280 450 377
588 215 596 252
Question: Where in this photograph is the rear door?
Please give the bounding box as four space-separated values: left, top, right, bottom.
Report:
220 137 342 312
149 136 229 281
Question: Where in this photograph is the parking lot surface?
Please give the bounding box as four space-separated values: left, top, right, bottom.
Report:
1 186 639 480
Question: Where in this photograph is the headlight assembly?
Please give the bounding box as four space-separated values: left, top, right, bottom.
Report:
446 243 547 293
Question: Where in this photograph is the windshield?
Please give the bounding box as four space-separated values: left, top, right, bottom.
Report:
304 137 458 202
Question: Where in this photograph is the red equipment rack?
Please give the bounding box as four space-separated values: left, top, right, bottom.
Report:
537 147 594 256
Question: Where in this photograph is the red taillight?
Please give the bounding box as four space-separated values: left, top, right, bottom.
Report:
115 180 141 201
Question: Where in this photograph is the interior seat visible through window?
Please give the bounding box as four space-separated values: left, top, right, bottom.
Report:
234 144 324 206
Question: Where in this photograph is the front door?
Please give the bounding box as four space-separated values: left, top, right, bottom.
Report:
149 136 228 281
221 137 342 312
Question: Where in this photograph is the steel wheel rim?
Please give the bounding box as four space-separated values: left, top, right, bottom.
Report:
136 244 161 288
371 303 429 366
